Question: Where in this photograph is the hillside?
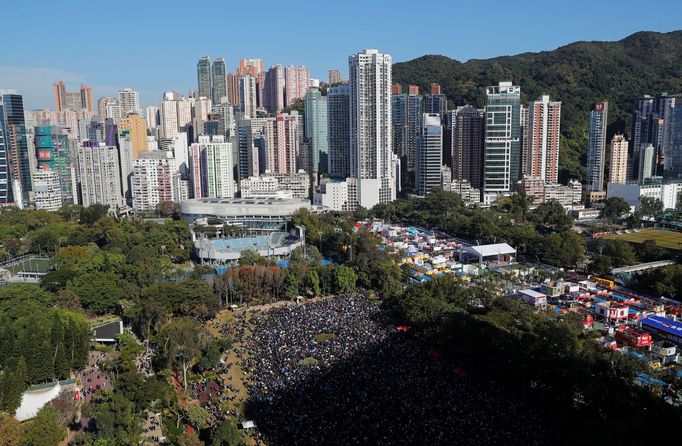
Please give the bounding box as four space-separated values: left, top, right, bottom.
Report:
392 30 682 182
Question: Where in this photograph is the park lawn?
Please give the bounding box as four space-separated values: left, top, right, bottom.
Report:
603 228 682 251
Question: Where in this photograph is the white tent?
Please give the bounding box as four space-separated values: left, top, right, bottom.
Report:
15 382 62 421
463 243 516 264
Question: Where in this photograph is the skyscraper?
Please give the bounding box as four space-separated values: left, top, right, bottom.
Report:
304 89 328 174
525 95 561 183
639 144 655 183
327 84 350 179
32 169 62 211
285 66 310 106
483 81 521 203
423 83 447 118
609 134 628 184
328 69 343 85
391 91 423 174
212 57 227 105
416 113 443 196
349 49 396 209
226 73 241 108
189 135 236 199
80 85 94 114
451 105 484 190
118 114 148 159
239 76 257 119
585 101 608 191
53 81 66 112
0 103 11 203
237 59 264 77
197 56 212 101
263 65 285 113
131 151 176 210
118 88 141 116
263 114 299 175
77 142 123 208
0 91 31 203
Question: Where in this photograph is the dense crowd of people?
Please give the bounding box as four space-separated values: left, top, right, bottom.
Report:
241 295 549 445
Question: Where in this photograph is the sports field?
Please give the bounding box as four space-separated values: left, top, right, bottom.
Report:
603 228 682 251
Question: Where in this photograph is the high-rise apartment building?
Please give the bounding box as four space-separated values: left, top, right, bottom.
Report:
131 151 176 210
189 135 236 199
328 69 343 85
349 49 396 209
451 105 484 190
416 113 443 196
197 56 212 101
118 114 148 158
32 169 62 211
327 84 350 179
483 81 521 203
239 76 257 119
609 134 628 184
54 81 89 112
263 114 299 176
77 142 122 208
304 89 328 174
146 106 160 131
423 83 447 119
585 102 608 191
285 66 310 106
212 57 227 105
118 88 141 116
237 59 264 77
525 95 561 183
226 73 241 108
0 103 11 203
80 85 94 114
98 97 121 123
639 144 656 182
392 92 423 173
264 65 285 113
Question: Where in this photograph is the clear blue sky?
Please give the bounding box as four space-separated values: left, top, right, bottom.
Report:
1 0 680 109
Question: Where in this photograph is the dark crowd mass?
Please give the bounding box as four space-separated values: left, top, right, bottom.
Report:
242 295 550 446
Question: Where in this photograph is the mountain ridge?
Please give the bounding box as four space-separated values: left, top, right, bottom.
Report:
392 30 682 181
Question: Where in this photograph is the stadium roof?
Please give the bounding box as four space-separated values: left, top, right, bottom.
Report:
464 243 516 258
93 320 123 343
180 197 315 218
641 316 682 337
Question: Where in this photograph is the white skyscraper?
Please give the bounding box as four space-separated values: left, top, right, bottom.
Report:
118 88 141 115
189 135 236 199
416 113 443 196
32 169 62 211
132 151 177 211
239 75 257 119
146 106 160 130
348 49 396 209
77 143 123 208
586 102 608 191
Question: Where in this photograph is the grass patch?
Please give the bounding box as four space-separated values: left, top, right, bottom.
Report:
299 357 319 366
603 228 682 251
314 332 337 342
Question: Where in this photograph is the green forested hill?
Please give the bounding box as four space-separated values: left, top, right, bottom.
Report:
392 30 682 182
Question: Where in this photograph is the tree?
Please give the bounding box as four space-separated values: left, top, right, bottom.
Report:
20 406 64 446
601 197 631 222
332 265 357 294
67 271 123 315
185 403 210 430
639 196 664 216
155 318 206 390
0 413 21 446
210 420 244 446
176 432 205 446
80 204 110 226
88 390 140 444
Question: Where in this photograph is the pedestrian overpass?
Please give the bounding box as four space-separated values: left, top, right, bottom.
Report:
612 260 677 285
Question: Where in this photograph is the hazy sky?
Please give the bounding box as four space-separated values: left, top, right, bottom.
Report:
1 0 680 109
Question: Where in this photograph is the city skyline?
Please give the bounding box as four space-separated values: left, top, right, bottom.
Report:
0 0 679 109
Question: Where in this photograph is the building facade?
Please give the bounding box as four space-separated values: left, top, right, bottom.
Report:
483 81 521 204
416 113 443 196
609 134 628 184
349 49 396 209
586 101 609 191
327 84 350 179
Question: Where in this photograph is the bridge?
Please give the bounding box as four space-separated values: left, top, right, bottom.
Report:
611 260 677 286
612 260 677 275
